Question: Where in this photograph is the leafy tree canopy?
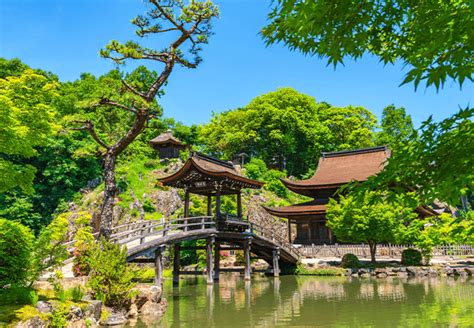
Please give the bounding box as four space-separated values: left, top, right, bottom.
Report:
326 191 419 263
263 0 473 90
200 88 377 176
0 69 58 193
375 105 415 149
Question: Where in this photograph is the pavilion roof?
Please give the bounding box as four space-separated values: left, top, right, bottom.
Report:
263 200 327 218
159 152 264 195
150 130 185 147
282 146 390 197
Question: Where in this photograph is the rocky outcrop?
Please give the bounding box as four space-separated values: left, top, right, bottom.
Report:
15 316 47 328
152 189 183 218
246 194 289 237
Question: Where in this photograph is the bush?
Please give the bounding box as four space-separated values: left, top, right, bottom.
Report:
67 286 84 302
0 287 37 306
0 219 34 287
50 303 68 328
295 265 346 276
340 253 361 268
401 248 422 266
87 239 140 308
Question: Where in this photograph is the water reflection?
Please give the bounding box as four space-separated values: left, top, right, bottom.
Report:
133 275 474 327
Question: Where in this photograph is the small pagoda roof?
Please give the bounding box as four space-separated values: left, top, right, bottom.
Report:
263 200 327 218
282 146 390 197
150 130 185 147
159 152 264 195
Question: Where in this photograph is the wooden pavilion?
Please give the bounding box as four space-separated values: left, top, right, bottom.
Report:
264 146 391 245
150 129 187 159
159 152 264 283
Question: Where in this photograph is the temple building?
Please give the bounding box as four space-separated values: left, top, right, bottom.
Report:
150 129 187 159
264 146 391 245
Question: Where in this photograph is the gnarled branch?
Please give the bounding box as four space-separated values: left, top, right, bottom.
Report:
70 120 110 149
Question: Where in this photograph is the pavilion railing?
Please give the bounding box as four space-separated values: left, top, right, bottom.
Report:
299 243 474 258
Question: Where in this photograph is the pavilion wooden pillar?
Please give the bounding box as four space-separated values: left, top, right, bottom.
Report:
215 188 221 218
237 191 242 218
244 238 252 281
184 188 190 218
206 236 214 285
287 220 292 243
207 195 213 216
272 248 280 277
213 241 220 281
173 243 180 286
154 246 165 286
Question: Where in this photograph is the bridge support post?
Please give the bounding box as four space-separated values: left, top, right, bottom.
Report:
213 241 220 281
244 238 251 281
184 189 190 218
173 243 180 287
154 246 164 287
206 237 214 285
272 248 280 277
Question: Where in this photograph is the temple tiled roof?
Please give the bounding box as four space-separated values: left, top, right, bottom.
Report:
159 152 264 195
263 200 327 218
282 146 390 196
150 129 185 146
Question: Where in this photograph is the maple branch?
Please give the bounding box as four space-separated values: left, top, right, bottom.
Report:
98 98 137 114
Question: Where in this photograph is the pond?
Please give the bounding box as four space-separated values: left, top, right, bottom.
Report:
131 274 474 327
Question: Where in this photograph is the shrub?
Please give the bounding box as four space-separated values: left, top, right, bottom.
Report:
296 265 346 276
0 219 34 287
401 248 422 266
50 303 68 328
143 199 155 213
73 215 95 277
0 287 37 306
67 286 84 302
87 239 140 308
340 254 361 268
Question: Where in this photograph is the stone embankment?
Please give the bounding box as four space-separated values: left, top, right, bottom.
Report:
344 266 474 278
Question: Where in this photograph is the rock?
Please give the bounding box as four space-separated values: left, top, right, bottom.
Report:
36 301 53 314
68 306 83 321
15 316 46 328
358 268 368 274
428 268 438 276
397 272 408 278
465 267 474 275
399 267 407 272
406 267 419 276
133 285 162 310
359 273 370 278
66 319 87 328
140 298 168 317
444 266 454 276
103 312 127 326
128 304 139 319
84 300 102 321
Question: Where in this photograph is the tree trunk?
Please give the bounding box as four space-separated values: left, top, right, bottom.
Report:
99 152 117 239
368 241 377 264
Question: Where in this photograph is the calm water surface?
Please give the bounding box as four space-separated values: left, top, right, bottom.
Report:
132 275 474 327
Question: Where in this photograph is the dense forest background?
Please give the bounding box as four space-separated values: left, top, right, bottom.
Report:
0 57 416 232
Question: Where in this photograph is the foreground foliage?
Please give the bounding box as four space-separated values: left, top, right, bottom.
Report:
263 0 473 90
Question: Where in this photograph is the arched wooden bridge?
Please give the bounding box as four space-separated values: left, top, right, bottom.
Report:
104 216 300 285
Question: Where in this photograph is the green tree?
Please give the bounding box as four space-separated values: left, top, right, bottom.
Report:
70 0 219 238
200 88 376 176
375 105 415 148
0 69 57 193
362 108 473 207
326 192 418 263
0 219 34 287
263 0 473 90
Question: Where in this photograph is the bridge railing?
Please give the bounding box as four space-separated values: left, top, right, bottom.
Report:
249 222 301 259
109 216 215 246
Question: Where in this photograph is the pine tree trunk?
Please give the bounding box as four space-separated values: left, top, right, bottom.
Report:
99 152 117 239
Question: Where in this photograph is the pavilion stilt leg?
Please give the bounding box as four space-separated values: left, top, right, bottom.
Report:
154 246 164 287
214 241 220 281
173 243 180 287
272 248 280 277
206 237 214 285
244 239 251 281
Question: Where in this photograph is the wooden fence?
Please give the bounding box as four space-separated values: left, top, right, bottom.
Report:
299 244 474 258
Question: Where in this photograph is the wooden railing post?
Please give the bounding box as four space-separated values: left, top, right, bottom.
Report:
201 217 205 230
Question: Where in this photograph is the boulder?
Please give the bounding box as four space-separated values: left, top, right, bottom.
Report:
84 300 102 321
465 267 474 275
103 312 127 326
133 285 162 310
128 304 139 319
139 299 168 317
66 319 87 328
397 272 408 278
35 301 53 314
15 316 46 328
68 306 84 321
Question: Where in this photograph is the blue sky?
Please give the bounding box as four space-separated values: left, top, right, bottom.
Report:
1 0 472 127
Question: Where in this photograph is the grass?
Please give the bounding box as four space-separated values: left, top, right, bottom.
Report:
296 265 347 276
